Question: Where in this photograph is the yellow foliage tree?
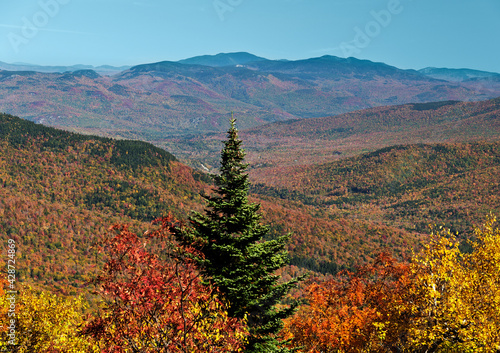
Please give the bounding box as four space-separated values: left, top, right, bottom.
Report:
405 228 473 352
0 285 99 352
406 216 500 352
0 278 8 335
467 216 500 349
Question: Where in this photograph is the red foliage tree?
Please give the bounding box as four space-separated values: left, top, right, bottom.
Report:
82 215 248 352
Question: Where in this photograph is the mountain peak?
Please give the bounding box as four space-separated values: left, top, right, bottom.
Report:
177 52 269 67
67 69 100 79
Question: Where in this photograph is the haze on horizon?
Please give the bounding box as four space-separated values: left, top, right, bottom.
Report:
0 0 499 73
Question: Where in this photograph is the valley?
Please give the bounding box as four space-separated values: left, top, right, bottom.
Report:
0 112 427 295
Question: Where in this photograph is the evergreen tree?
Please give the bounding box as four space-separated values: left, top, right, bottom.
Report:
174 117 301 352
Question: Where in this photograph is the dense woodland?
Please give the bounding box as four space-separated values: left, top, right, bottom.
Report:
251 142 500 237
168 97 500 170
1 110 500 351
0 113 424 287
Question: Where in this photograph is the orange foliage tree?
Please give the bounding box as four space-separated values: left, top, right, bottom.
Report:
284 253 414 352
82 215 248 352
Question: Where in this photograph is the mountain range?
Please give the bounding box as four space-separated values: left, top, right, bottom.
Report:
418 67 500 82
0 61 131 75
1 50 500 350
1 52 499 141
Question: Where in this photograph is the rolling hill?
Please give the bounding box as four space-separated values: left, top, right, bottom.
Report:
157 97 500 240
1 113 427 299
163 97 500 172
0 112 208 295
250 142 500 238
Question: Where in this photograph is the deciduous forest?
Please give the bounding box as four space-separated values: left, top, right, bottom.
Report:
1 111 500 352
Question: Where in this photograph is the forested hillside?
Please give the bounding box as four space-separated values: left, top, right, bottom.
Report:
0 113 424 298
252 142 500 237
1 111 500 352
163 97 500 170
0 113 210 295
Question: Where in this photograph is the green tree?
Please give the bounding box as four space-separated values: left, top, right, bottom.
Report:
174 117 301 352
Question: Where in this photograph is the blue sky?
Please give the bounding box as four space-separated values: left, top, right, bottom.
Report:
1 0 499 72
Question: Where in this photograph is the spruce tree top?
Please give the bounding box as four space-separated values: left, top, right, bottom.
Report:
202 117 266 246
212 117 252 217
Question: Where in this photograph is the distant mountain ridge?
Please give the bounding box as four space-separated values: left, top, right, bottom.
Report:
3 53 499 78
0 61 130 75
0 52 269 75
1 52 500 140
419 67 500 82
244 55 422 79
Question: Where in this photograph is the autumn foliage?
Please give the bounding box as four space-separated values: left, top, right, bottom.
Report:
0 284 98 352
285 216 500 352
81 215 248 352
405 216 500 352
285 253 413 352
2 112 500 351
